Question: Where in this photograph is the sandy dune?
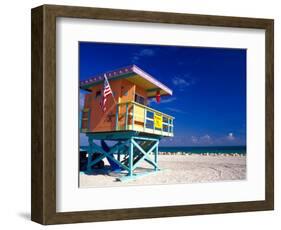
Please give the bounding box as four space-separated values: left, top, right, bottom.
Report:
79 155 246 188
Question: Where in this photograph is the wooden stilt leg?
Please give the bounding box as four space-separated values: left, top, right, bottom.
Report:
85 133 162 182
129 138 133 176
87 136 94 172
155 140 159 171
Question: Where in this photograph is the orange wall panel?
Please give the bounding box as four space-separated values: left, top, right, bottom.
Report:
82 78 149 133
119 79 135 103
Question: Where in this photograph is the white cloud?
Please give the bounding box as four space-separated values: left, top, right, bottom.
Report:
226 132 235 141
199 134 213 144
189 134 213 145
132 48 156 62
172 77 191 87
166 107 188 114
191 136 198 144
161 97 177 103
172 76 195 91
138 49 155 56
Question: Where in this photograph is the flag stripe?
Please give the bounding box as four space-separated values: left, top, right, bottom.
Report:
100 74 113 112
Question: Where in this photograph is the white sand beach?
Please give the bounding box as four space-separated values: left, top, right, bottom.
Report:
79 154 246 188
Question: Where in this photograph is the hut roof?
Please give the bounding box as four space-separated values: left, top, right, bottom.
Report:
80 65 173 97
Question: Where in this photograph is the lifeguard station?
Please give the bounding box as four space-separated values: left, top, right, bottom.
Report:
80 65 174 181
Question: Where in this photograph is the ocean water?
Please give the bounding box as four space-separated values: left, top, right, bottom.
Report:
159 146 246 155
81 145 246 155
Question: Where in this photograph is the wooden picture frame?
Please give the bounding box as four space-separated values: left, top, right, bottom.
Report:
31 4 274 225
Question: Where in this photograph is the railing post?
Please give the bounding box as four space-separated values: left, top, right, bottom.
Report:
171 119 173 134
169 119 172 133
153 111 155 133
115 104 119 131
125 103 128 130
161 115 163 135
132 103 135 130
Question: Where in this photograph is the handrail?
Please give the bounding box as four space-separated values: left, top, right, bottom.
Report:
118 101 175 119
115 100 174 136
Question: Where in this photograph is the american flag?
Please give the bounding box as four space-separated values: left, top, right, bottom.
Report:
100 74 113 112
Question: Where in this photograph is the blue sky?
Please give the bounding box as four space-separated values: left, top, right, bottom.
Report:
79 42 246 147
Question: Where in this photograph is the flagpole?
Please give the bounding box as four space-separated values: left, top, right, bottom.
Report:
104 73 117 104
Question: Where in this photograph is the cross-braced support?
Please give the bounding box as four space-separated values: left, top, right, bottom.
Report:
82 132 161 182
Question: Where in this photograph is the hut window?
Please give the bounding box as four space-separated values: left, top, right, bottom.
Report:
96 91 101 98
135 94 145 105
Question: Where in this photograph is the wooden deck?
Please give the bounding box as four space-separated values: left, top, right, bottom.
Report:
81 101 174 137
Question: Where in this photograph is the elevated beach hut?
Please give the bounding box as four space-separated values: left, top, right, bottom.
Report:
80 65 174 181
